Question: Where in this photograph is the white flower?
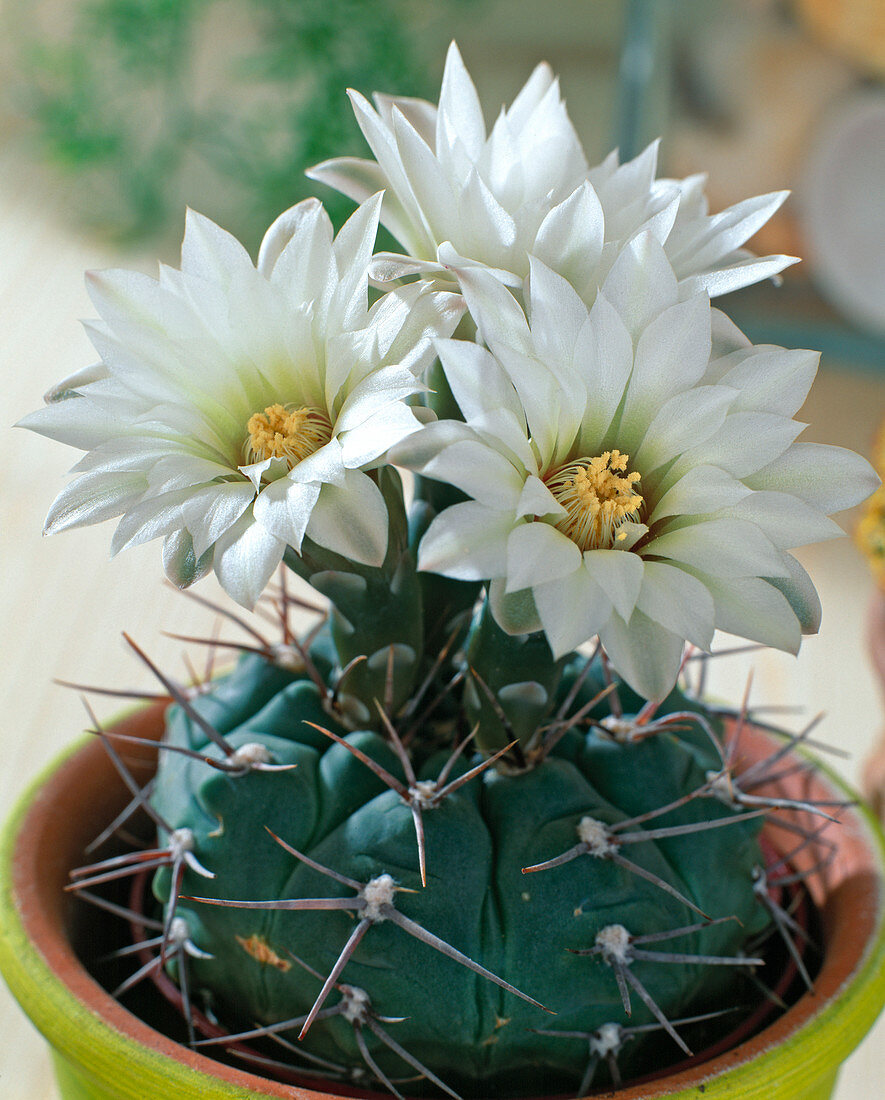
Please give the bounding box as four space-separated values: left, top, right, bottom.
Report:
308 41 796 301
20 196 464 607
392 236 878 700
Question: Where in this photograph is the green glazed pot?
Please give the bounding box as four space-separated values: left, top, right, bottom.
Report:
1 704 884 1100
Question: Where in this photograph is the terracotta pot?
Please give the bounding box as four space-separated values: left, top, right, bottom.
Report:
1 704 884 1100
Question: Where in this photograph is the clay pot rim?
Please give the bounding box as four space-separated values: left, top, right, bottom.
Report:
2 704 885 1100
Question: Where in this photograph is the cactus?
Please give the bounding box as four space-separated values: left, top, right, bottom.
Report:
141 637 772 1096
24 41 880 1100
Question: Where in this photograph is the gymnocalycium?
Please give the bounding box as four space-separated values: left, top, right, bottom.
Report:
23 44 879 1098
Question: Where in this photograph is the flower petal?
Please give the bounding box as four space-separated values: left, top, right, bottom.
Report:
43 472 147 535
635 561 715 651
306 469 390 567
598 609 686 702
213 512 286 609
599 231 678 340
648 517 790 579
488 579 543 636
180 482 256 559
746 442 880 513
417 501 513 581
583 549 644 623
533 564 613 658
253 477 322 551
505 522 582 592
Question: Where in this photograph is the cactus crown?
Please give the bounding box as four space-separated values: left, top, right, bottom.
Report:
26 42 879 1100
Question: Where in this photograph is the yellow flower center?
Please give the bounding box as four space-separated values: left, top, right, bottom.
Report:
244 403 333 468
545 450 643 551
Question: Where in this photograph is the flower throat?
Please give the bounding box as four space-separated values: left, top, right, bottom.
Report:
245 404 333 468
546 450 643 551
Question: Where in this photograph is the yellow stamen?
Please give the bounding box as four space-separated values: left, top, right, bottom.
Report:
244 403 333 468
545 450 643 551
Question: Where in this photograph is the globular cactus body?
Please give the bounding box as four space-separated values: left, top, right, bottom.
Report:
152 653 767 1094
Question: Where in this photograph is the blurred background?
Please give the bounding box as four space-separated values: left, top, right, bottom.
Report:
0 0 883 1096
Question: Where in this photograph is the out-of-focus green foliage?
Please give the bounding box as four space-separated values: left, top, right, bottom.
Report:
8 0 479 249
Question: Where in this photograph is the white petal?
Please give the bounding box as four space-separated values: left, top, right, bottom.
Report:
683 253 799 298
329 193 383 329
635 561 715 650
766 554 822 635
668 412 804 483
746 442 880 513
583 549 644 622
421 440 524 510
620 293 712 439
723 491 844 550
598 610 686 702
688 571 802 654
180 482 256 559
648 517 790 578
263 200 335 321
533 565 613 658
346 89 434 255
516 475 565 519
213 512 286 609
435 339 524 425
389 417 479 469
339 403 429 469
376 284 465 376
437 42 486 160
109 488 196 555
181 209 256 288
307 157 422 256
710 307 752 356
458 167 518 267
392 108 459 245
574 294 634 448
18 400 133 451
335 363 423 433
525 257 590 373
488 579 543 636
600 231 678 340
306 469 389 567
507 61 556 130
716 346 818 417
417 501 513 581
505 522 582 592
162 529 214 590
633 385 734 474
652 465 751 522
671 191 790 272
43 472 147 535
287 438 347 488
253 476 322 551
455 264 533 359
533 182 605 297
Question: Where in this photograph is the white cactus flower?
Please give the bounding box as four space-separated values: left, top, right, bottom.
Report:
309 41 796 302
392 236 878 700
20 196 463 607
